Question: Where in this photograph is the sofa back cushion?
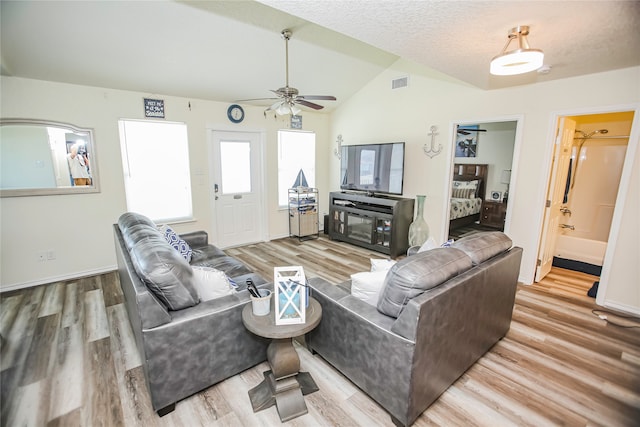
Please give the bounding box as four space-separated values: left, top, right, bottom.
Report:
377 248 472 318
129 236 200 310
450 231 512 265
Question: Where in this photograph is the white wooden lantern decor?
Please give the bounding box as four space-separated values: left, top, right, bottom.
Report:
274 266 307 325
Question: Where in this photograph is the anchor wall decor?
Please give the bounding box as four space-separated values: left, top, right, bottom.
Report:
333 134 343 159
423 125 442 158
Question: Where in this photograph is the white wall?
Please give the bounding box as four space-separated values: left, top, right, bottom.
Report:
329 61 640 313
0 76 330 290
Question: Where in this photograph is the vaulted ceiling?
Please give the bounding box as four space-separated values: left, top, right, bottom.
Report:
2 1 638 113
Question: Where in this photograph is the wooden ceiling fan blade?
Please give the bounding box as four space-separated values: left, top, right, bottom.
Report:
295 99 324 110
298 95 336 101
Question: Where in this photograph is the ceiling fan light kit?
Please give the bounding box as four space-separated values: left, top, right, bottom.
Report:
490 25 544 76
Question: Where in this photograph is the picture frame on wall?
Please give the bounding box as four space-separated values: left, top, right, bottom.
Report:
455 125 479 158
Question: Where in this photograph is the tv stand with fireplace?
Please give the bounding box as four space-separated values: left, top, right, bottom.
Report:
328 191 414 258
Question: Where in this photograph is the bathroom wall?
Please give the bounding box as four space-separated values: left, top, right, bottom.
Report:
568 112 633 242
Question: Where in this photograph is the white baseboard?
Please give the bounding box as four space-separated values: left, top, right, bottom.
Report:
601 299 640 317
0 265 117 292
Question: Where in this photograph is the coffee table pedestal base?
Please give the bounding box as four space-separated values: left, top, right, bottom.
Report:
248 370 319 422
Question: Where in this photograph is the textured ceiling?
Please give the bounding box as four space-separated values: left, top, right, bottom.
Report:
1 1 639 114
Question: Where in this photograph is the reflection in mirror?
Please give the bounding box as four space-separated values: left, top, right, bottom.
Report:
1 119 99 197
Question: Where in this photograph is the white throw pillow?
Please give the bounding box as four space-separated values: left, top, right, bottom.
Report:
370 258 397 272
417 237 439 253
351 270 388 307
192 266 235 301
417 237 455 253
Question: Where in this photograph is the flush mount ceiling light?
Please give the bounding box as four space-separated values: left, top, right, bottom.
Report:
490 25 544 76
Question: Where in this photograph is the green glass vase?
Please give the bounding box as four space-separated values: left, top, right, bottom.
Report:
408 195 430 247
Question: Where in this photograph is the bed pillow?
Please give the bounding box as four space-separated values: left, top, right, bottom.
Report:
192 266 236 301
351 270 388 307
452 179 480 198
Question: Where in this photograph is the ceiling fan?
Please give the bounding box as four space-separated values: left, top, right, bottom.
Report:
239 29 336 116
457 126 488 135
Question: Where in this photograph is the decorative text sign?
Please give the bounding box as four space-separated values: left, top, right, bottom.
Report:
291 115 302 129
144 98 165 118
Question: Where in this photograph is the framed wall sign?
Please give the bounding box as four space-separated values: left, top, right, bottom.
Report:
291 115 302 129
144 98 165 118
274 266 307 325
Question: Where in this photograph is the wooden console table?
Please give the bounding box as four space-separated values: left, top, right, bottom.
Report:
241 298 322 422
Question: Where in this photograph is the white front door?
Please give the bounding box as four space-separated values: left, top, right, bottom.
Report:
535 117 576 281
210 130 264 248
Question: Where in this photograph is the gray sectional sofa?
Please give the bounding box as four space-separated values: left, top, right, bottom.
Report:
307 232 522 426
113 212 269 415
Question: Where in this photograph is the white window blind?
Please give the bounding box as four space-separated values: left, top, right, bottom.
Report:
119 119 193 222
277 130 316 207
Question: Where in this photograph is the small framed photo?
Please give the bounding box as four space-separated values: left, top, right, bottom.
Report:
274 266 307 325
490 190 502 201
455 125 479 158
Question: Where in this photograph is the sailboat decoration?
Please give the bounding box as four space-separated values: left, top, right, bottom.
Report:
292 169 309 189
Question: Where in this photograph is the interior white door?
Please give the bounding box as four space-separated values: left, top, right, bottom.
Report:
535 117 576 281
211 131 263 248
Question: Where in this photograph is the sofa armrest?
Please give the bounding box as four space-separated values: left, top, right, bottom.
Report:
180 230 208 248
142 287 269 410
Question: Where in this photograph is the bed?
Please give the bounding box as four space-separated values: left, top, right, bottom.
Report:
449 164 488 231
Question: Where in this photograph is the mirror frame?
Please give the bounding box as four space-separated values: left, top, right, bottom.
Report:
1 118 100 197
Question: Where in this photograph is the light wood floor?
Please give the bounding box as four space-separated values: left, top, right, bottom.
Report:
1 236 639 426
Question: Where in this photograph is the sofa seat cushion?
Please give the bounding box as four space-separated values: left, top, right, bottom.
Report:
377 248 473 318
451 231 512 265
129 236 200 311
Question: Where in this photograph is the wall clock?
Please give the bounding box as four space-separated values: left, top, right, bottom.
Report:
227 104 245 123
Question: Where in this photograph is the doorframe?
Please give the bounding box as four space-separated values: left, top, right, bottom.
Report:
534 103 640 306
206 125 268 247
443 114 525 244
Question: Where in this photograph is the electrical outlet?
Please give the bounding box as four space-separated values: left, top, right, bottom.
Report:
36 252 46 262
46 250 56 260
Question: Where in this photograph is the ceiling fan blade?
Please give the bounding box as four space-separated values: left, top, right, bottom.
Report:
295 99 324 110
235 97 280 102
458 128 487 133
298 95 336 101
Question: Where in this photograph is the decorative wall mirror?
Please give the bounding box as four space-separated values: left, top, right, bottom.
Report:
1 119 100 197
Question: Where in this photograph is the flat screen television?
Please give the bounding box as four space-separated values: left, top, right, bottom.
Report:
340 142 405 196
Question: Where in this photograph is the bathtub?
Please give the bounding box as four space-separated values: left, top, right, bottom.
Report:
554 234 607 266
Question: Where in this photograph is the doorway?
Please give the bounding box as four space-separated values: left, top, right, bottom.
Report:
535 110 634 283
210 130 266 248
445 118 522 242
